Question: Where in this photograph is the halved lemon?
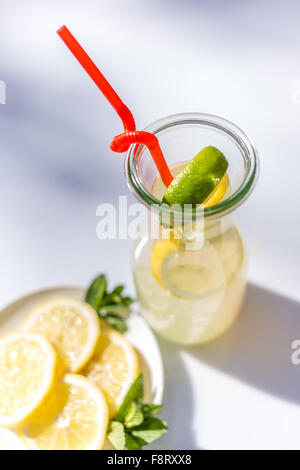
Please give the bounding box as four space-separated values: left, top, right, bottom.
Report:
81 325 139 417
23 297 100 373
19 373 109 450
0 332 56 426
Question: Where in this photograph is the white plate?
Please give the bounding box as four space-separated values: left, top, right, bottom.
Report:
0 286 164 450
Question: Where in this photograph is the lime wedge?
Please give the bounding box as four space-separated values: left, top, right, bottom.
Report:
163 146 228 207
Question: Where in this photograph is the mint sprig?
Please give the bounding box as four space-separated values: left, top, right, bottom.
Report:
107 374 167 450
85 274 134 333
85 276 167 448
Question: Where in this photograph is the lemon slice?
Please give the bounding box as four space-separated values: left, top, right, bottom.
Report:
150 225 244 299
202 173 229 208
212 226 245 284
23 297 100 373
150 239 179 288
19 373 109 450
81 325 139 417
0 333 56 426
161 241 226 298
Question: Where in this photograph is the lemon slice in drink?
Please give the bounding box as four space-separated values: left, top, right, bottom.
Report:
212 226 245 284
0 333 57 426
150 239 179 288
158 241 226 298
151 225 244 298
81 325 139 417
23 297 100 373
19 373 109 450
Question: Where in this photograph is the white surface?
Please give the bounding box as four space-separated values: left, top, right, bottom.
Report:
0 286 164 450
0 0 300 449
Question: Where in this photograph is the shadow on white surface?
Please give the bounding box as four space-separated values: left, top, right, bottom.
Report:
188 283 300 405
151 284 300 450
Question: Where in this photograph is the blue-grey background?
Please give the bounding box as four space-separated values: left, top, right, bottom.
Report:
1 0 300 449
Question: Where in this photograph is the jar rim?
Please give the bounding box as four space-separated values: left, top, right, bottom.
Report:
125 112 259 219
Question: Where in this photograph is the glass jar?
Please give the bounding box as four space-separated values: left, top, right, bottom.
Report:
125 113 259 345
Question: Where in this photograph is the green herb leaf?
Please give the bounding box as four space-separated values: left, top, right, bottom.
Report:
100 304 130 315
101 313 128 333
141 403 163 416
107 421 126 450
124 432 143 450
124 401 144 428
112 285 124 296
115 374 144 422
131 417 168 445
121 296 134 306
85 274 107 311
107 374 167 449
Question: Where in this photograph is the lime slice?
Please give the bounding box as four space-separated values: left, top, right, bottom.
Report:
163 146 228 207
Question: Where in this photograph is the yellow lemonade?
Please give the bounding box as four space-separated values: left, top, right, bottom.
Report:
133 163 247 345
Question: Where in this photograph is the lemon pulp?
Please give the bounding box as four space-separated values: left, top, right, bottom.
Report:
23 297 100 372
0 333 57 426
19 373 109 450
81 325 139 417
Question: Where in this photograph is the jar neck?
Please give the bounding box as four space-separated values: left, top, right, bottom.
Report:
125 112 259 221
148 209 234 251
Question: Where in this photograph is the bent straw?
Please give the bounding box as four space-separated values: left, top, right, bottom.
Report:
57 26 135 132
57 25 173 187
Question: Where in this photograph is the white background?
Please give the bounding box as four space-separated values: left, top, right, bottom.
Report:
1 0 300 449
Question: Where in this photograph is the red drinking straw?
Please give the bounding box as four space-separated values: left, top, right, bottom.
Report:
57 25 173 187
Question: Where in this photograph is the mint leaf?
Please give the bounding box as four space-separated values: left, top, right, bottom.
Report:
101 313 128 333
125 432 143 450
124 402 144 428
101 286 133 308
107 374 167 449
85 275 133 332
100 304 130 315
107 421 126 450
85 274 107 311
115 374 144 422
131 417 168 445
141 403 162 416
112 285 124 295
121 296 134 306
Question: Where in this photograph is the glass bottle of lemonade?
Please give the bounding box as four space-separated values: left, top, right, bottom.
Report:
125 113 259 345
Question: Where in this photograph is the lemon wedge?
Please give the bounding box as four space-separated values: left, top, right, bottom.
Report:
0 333 56 426
81 325 139 417
19 373 109 450
202 173 229 208
150 171 230 289
23 297 100 373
